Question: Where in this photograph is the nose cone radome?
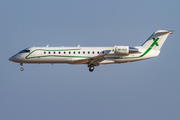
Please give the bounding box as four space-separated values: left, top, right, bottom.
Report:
9 56 13 61
9 56 17 62
9 54 21 63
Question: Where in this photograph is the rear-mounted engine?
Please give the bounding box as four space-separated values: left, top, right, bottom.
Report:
115 46 139 55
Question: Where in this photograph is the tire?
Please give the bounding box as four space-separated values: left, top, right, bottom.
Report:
20 67 24 71
89 65 94 72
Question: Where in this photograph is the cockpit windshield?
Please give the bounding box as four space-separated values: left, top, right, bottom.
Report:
19 50 30 53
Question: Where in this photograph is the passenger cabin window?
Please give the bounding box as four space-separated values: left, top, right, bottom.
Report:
49 52 51 54
64 52 66 54
83 51 85 54
78 51 80 54
19 50 30 53
92 51 94 54
69 52 71 54
54 52 56 54
88 51 90 54
74 52 75 54
97 51 99 54
59 52 61 54
44 52 46 54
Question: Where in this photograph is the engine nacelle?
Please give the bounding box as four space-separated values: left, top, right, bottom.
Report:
115 46 129 55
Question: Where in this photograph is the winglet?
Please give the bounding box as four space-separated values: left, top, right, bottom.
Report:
109 45 116 54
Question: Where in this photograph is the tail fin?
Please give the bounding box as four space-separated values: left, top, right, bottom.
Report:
142 30 173 50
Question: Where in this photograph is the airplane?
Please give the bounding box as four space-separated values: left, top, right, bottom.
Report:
9 30 173 72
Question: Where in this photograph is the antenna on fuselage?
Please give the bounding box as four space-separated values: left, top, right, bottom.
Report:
78 45 80 47
46 45 49 47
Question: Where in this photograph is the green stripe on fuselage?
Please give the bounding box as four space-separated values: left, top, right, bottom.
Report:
111 38 159 59
25 48 83 59
26 38 159 60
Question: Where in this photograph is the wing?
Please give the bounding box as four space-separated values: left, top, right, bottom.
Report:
71 46 116 66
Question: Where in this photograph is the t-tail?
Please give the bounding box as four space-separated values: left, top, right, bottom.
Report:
142 30 173 51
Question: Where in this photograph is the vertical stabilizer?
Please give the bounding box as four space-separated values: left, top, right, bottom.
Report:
142 30 173 50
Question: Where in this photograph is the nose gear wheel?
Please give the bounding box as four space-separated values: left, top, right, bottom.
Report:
20 63 24 71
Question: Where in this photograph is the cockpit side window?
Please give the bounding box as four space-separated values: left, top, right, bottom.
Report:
19 50 30 53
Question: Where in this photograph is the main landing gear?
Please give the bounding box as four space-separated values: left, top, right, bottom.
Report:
20 63 24 71
88 64 94 72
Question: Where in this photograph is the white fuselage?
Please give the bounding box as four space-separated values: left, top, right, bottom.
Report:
9 46 160 65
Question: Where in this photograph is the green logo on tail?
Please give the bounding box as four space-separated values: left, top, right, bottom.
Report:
153 38 159 46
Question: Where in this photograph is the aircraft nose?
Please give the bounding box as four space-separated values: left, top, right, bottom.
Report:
9 56 15 61
9 54 21 62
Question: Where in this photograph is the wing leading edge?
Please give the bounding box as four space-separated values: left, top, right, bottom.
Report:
71 46 116 66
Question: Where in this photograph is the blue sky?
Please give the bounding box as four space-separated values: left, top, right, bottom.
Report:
1 0 180 120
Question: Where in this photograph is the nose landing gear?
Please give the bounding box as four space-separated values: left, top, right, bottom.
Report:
20 63 24 71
